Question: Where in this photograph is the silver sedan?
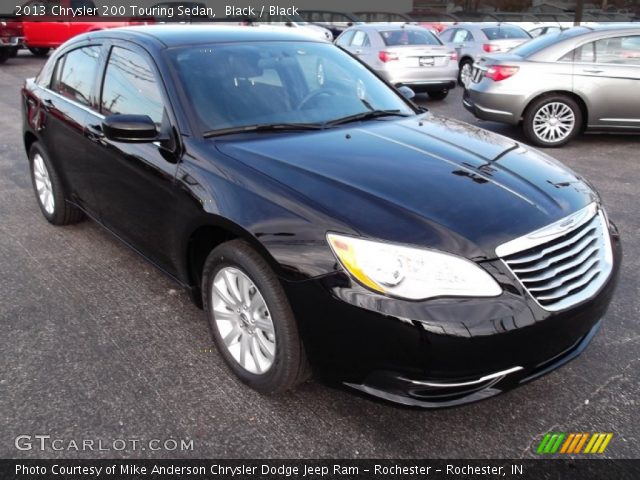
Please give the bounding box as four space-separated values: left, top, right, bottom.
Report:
335 24 458 100
464 25 640 147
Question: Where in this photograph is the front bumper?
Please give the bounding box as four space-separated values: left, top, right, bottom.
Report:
0 36 23 47
282 229 621 408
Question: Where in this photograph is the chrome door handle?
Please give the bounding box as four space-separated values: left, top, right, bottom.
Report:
583 69 604 74
354 49 362 55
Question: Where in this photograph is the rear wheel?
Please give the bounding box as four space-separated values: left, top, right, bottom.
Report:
0 49 10 64
523 95 582 147
458 59 473 87
202 239 310 393
10 47 19 58
29 47 50 57
29 143 84 225
428 89 449 101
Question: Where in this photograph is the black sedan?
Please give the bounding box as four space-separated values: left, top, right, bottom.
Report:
21 26 621 407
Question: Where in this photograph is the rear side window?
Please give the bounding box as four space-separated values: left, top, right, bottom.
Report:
101 46 165 125
452 29 473 43
351 31 370 48
51 46 101 107
380 30 441 46
336 30 355 47
482 26 530 40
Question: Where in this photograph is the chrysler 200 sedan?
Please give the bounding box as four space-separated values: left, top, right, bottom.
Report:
22 26 621 407
464 25 640 147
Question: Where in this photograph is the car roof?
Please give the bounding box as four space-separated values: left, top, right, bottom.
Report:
87 25 322 48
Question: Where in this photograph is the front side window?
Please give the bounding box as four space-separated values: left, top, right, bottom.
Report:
51 45 101 107
594 36 640 65
101 46 164 125
169 42 415 133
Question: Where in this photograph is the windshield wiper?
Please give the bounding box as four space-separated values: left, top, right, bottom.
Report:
324 110 412 127
204 123 325 138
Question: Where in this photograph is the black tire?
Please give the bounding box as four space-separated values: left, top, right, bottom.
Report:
29 47 50 57
428 89 449 101
29 143 84 225
458 58 473 87
202 239 310 393
523 94 582 148
0 49 10 64
10 47 19 58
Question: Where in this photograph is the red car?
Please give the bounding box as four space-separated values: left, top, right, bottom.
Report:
0 19 24 63
19 0 152 57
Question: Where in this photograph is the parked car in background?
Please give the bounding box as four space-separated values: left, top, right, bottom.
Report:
464 25 640 147
354 11 415 23
407 10 460 33
299 10 363 39
440 23 532 86
336 24 457 99
527 24 565 38
0 20 24 63
22 25 620 408
19 0 153 56
253 12 333 42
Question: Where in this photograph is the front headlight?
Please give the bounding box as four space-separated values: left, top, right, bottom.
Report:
327 233 502 300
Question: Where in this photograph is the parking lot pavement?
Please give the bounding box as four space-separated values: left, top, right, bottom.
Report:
1 53 638 459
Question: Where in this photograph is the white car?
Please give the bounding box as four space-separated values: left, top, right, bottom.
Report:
256 13 333 42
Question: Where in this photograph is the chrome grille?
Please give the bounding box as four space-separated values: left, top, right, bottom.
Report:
496 204 613 311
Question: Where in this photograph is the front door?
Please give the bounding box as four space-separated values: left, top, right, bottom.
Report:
82 43 182 275
572 34 640 129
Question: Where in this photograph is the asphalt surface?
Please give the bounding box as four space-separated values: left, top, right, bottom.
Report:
1 52 638 460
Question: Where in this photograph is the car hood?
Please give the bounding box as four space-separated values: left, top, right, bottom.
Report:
215 113 598 259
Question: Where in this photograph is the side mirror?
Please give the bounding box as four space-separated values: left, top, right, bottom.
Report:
397 85 416 100
102 114 158 143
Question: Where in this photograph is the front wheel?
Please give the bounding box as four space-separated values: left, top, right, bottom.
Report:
29 47 50 57
428 89 449 101
202 239 310 393
523 95 582 147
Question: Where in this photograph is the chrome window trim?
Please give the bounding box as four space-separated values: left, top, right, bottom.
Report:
35 83 105 119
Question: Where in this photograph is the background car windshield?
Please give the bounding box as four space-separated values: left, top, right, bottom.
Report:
482 26 530 40
380 29 441 46
510 28 586 58
169 42 414 132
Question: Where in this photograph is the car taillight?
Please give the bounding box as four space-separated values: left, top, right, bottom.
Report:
482 43 503 53
450 51 458 61
485 65 519 82
379 51 399 63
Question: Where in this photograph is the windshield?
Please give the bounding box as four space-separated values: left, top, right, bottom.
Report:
509 28 587 58
169 42 415 133
380 29 441 46
481 26 531 40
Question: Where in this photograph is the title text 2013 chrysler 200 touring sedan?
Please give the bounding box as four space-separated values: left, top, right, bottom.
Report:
22 26 621 408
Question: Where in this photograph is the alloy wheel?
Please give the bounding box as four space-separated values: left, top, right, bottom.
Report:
211 267 276 374
532 102 575 144
33 153 55 215
460 63 473 87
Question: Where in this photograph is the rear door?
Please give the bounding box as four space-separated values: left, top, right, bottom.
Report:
39 43 103 211
571 34 640 128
